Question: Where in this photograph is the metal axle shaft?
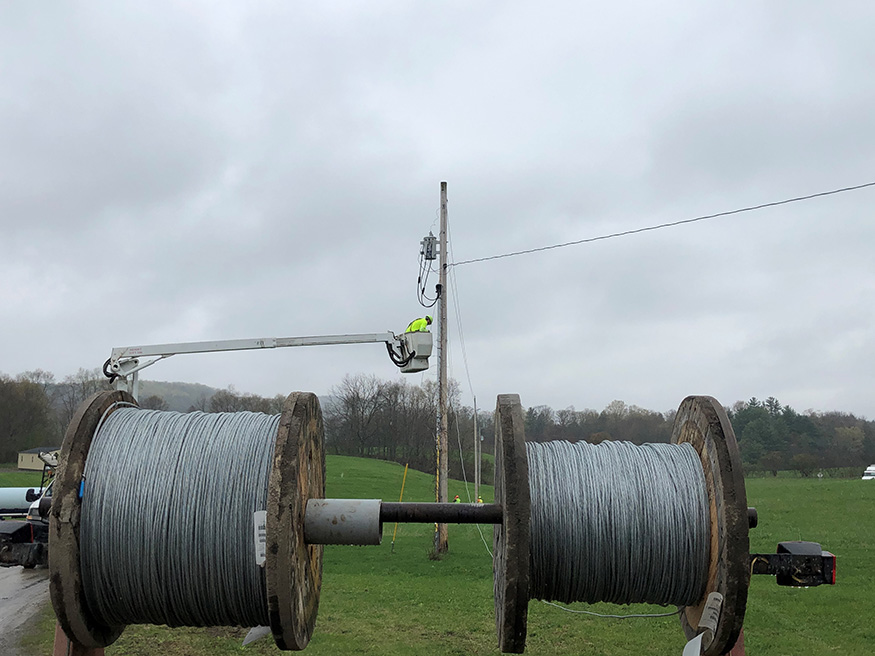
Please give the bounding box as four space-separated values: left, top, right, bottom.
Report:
380 502 503 524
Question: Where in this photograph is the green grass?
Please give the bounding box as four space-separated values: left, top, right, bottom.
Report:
743 477 874 655
0 465 44 487
22 458 875 655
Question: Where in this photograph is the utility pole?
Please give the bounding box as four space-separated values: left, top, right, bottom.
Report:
436 181 450 554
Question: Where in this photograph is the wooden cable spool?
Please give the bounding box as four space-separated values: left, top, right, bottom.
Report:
49 390 325 651
492 394 750 655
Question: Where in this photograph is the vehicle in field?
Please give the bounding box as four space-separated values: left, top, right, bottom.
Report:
0 453 55 568
863 465 875 480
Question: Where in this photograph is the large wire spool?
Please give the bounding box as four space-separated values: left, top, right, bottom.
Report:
493 395 749 656
49 390 325 651
527 439 711 607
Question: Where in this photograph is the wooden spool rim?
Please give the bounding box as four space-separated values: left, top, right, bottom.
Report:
266 391 325 651
49 390 134 648
493 394 531 654
672 395 749 656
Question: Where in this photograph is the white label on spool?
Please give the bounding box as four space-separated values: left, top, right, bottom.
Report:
681 592 724 655
698 591 724 637
253 510 267 567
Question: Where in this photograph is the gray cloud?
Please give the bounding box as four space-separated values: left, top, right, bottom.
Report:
2 2 874 418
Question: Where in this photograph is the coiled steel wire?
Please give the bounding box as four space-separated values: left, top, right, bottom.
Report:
527 440 710 607
80 406 278 628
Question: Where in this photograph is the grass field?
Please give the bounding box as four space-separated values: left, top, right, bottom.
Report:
21 456 875 655
0 465 44 488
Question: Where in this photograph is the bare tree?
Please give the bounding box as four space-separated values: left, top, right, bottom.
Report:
326 374 387 456
17 369 56 393
187 394 211 413
140 395 169 411
54 368 111 432
0 374 58 461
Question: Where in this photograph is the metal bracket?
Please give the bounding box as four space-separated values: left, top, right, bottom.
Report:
750 541 836 587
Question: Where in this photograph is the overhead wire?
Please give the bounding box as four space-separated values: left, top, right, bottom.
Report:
417 251 439 308
445 216 494 557
449 180 875 267
446 220 476 401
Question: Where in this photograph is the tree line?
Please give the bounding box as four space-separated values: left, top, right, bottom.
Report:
313 378 875 478
1 368 873 477
521 396 875 475
323 374 494 484
0 368 286 462
729 396 875 475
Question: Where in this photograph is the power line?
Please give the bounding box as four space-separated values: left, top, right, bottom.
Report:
449 180 875 267
446 220 476 401
445 218 495 558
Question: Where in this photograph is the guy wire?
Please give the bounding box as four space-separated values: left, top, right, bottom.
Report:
527 440 710 608
80 406 279 628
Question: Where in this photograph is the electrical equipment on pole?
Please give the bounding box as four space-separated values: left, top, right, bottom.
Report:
421 233 437 261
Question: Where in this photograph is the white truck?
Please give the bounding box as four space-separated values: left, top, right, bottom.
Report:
863 465 875 480
0 453 55 568
0 487 42 517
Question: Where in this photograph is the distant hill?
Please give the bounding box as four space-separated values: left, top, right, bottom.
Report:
138 381 334 414
138 380 220 412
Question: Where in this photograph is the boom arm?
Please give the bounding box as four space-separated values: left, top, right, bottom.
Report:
105 331 432 400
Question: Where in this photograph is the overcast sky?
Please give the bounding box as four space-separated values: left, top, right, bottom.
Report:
2 2 874 419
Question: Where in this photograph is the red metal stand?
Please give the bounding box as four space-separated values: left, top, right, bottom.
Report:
727 628 745 655
52 622 104 656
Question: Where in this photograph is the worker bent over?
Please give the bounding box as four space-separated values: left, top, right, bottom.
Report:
406 315 432 333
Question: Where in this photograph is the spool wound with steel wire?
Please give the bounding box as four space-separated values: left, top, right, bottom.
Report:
49 390 325 651
527 439 710 607
493 394 749 655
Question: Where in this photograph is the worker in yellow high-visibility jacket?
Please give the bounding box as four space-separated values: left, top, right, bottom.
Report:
405 315 432 333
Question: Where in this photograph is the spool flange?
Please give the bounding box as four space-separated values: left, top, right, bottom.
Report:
49 390 134 648
672 395 749 656
266 392 326 650
493 394 531 653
